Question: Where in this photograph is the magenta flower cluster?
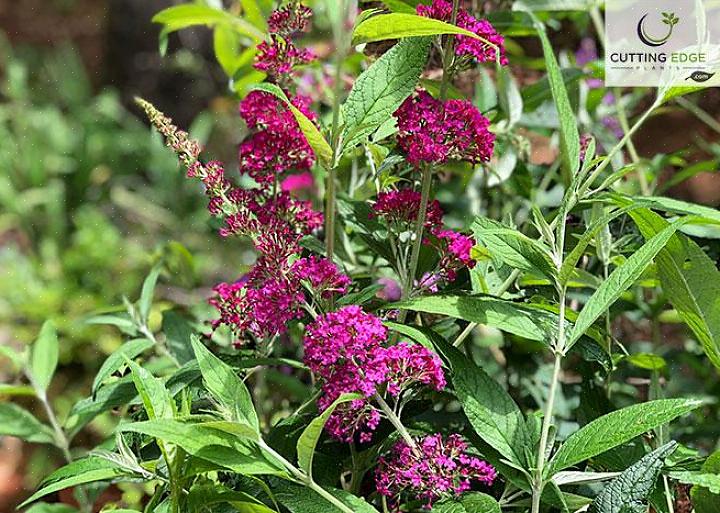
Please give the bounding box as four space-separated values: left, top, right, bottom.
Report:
372 189 478 287
417 0 508 65
394 90 495 167
254 1 315 80
303 306 446 442
375 433 496 510
372 189 444 233
239 91 317 184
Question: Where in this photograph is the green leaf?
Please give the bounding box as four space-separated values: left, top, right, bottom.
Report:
0 403 55 444
384 321 440 349
272 481 379 513
521 11 579 184
251 83 333 169
382 0 418 14
30 320 59 393
436 339 528 465
549 399 701 475
521 68 584 112
0 383 35 396
296 393 362 478
352 13 496 52
590 442 678 513
187 484 277 513
92 338 154 394
19 457 132 508
625 353 667 371
396 294 557 342
161 310 195 364
191 336 259 433
341 37 430 152
239 0 267 30
152 5 264 42
125 359 175 420
567 218 689 349
626 209 720 370
472 217 557 282
138 264 162 323
559 203 653 286
670 471 720 494
214 26 245 77
690 450 720 513
25 503 79 513
120 420 285 475
432 492 501 513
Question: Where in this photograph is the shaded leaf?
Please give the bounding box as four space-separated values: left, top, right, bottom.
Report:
0 403 55 444
590 442 678 513
549 399 701 474
92 338 154 395
191 336 259 433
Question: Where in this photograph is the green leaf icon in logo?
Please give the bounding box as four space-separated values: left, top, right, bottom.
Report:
638 12 678 46
686 71 716 83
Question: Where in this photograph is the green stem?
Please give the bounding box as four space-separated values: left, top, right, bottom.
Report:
258 439 355 513
676 96 720 136
531 214 569 513
374 393 417 449
395 164 433 327
439 0 461 99
35 388 92 513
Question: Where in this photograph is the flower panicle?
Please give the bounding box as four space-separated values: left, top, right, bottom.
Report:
134 97 202 169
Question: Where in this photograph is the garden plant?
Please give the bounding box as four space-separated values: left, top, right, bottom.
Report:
3 1 720 512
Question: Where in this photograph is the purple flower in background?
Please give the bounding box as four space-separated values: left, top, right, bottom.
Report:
377 277 402 302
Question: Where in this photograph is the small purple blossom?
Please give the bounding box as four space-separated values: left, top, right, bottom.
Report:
394 90 495 167
383 342 446 396
268 1 313 36
281 171 315 195
372 189 444 233
432 230 476 281
417 0 508 65
239 91 317 184
254 36 315 78
377 277 402 302
292 256 351 298
375 433 496 510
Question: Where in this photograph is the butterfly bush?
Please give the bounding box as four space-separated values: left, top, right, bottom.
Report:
376 433 497 510
137 0 505 508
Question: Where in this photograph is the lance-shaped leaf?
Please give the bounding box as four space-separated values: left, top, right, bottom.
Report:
590 442 678 513
519 9 579 184
152 5 265 42
567 217 691 349
0 403 55 444
396 294 556 342
251 83 333 169
125 358 175 420
353 13 493 49
341 37 430 153
627 208 720 370
436 339 529 466
30 320 59 393
549 399 701 475
191 336 259 434
296 393 362 479
472 217 557 283
272 480 380 513
120 420 285 475
19 457 133 508
92 338 154 395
